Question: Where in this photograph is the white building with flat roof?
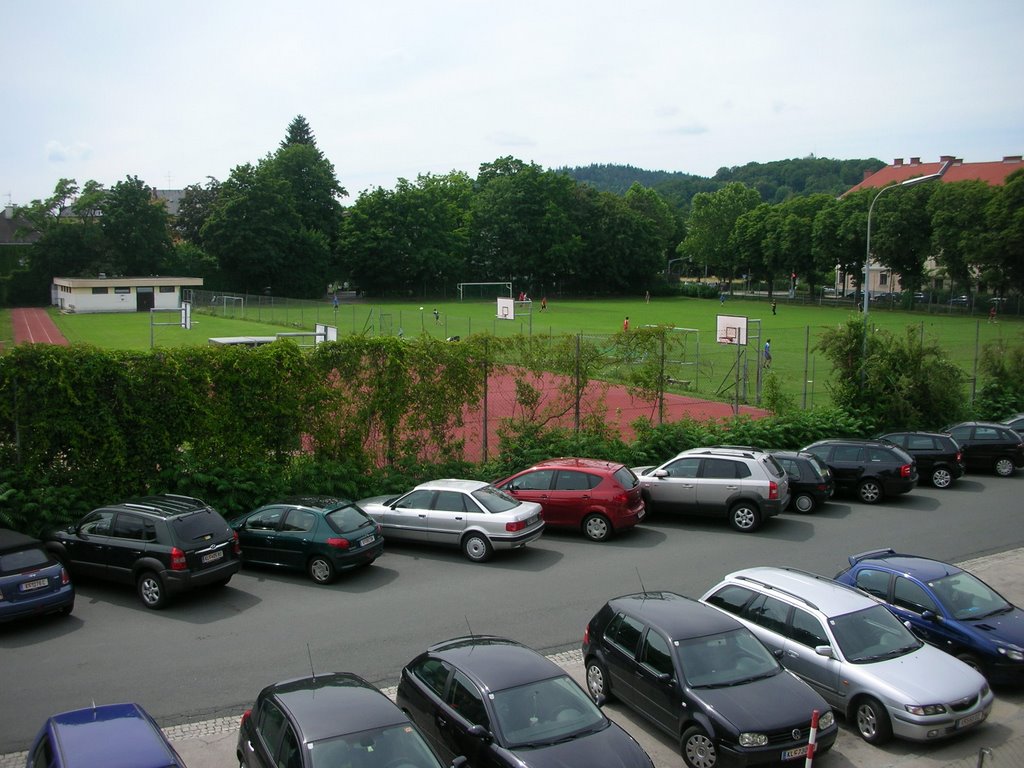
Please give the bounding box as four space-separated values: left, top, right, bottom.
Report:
52 276 204 313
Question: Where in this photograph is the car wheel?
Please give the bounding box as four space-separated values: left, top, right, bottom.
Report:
728 502 761 532
461 533 493 563
994 457 1015 477
793 493 816 513
582 513 612 542
585 659 614 702
857 479 883 504
136 571 167 610
307 556 336 584
60 602 74 616
854 697 892 744
931 467 953 488
680 725 718 768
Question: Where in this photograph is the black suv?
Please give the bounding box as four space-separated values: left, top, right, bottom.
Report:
582 592 837 768
45 494 240 609
876 431 965 488
942 421 1024 477
802 439 917 504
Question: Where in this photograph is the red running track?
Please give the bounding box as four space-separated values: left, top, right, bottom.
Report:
10 308 70 346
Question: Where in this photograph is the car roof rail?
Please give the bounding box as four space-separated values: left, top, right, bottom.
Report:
733 573 820 611
121 502 163 513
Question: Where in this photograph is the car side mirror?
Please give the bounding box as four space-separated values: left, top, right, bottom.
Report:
653 469 668 478
451 758 469 768
814 645 835 659
771 648 784 659
593 694 607 708
466 724 491 742
920 610 939 622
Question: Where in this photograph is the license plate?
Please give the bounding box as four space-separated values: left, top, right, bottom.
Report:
957 710 986 729
781 746 808 761
20 578 48 592
201 550 224 564
529 515 540 525
638 508 646 520
359 535 375 547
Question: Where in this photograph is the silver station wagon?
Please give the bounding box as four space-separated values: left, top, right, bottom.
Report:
700 566 993 746
358 479 544 563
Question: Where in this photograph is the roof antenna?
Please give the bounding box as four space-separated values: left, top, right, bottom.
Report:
307 643 316 681
465 616 475 637
636 567 649 596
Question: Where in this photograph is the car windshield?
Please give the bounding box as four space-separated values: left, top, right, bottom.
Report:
309 723 443 768
678 628 781 688
829 604 922 663
928 571 1012 620
471 485 522 513
326 504 375 534
0 547 51 575
491 675 606 749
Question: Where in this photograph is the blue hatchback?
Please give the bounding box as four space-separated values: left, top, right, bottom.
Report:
0 529 74 624
26 702 187 768
835 548 1024 685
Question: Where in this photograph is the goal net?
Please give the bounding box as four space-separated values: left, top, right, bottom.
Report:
457 281 513 301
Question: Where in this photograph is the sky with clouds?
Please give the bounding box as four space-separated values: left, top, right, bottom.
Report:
2 0 1022 207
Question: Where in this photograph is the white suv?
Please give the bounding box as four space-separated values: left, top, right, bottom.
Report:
632 447 789 532
700 567 993 745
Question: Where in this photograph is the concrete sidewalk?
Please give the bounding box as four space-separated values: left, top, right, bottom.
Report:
3 549 1021 768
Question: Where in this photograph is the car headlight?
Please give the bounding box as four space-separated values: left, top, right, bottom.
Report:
997 646 1024 662
738 732 768 747
818 711 835 730
905 703 947 716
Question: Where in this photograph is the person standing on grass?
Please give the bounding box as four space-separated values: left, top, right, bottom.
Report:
771 299 777 316
541 296 547 311
989 304 997 323
623 316 630 332
763 339 772 368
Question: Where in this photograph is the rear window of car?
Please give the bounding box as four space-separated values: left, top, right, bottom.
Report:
472 485 521 513
762 454 785 478
806 455 830 478
326 504 374 533
0 546 52 575
172 510 229 543
613 466 639 489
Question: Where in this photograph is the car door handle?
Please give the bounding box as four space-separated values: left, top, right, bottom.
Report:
437 716 448 728
725 485 739 490
419 514 427 518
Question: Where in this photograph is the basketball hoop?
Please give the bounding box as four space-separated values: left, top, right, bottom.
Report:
718 332 736 345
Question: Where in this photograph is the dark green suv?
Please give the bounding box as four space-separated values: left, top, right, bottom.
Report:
45 494 240 609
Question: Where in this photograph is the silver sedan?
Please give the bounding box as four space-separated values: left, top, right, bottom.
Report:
358 479 544 562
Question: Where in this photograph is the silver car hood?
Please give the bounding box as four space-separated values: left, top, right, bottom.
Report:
856 643 987 703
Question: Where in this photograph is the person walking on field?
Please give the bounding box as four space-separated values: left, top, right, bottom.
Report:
989 305 997 323
771 299 777 316
541 296 547 312
763 339 772 369
623 316 630 332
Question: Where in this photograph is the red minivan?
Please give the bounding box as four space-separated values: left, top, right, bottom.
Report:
495 457 646 541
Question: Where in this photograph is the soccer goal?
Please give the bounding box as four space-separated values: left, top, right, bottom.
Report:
457 281 513 301
212 294 245 318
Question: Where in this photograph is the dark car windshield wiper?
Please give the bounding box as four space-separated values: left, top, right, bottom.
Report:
972 605 1014 619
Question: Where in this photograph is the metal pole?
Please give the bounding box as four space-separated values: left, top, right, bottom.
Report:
803 325 810 409
482 338 489 462
972 319 980 403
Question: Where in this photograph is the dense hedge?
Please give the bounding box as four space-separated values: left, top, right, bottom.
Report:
0 337 871 535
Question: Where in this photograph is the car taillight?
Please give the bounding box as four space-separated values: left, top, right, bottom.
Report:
768 481 779 500
170 547 187 571
61 568 70 585
956 451 963 462
240 709 251 727
326 538 350 549
612 491 628 504
583 625 590 645
900 464 912 478
506 520 527 532
816 484 827 491
232 530 241 555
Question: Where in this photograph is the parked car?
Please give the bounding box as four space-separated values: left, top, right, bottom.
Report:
582 591 838 768
875 431 965 488
230 497 383 584
1002 413 1024 433
941 421 1024 477
494 458 645 541
27 702 187 768
950 294 971 306
357 480 544 562
632 446 789 532
769 450 834 513
238 672 455 768
801 438 917 503
44 494 240 609
700 566 993 744
0 528 74 623
835 548 1024 684
397 635 654 768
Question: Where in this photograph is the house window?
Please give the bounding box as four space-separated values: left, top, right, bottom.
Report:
880 273 889 285
91 287 108 294
159 286 175 293
114 287 131 294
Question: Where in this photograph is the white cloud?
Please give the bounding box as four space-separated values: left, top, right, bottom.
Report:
45 140 93 163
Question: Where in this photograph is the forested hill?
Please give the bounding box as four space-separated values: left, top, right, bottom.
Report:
558 156 886 207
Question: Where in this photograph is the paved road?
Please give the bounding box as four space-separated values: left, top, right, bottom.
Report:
2 474 1022 764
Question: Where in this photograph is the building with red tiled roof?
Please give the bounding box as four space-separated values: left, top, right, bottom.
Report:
839 155 1023 299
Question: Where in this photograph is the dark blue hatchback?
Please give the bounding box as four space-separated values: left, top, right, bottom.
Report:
27 702 186 768
836 548 1024 685
0 529 74 624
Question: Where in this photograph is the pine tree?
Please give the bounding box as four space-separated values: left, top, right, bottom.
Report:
280 115 316 149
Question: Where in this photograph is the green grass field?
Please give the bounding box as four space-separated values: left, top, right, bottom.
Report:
33 295 1022 409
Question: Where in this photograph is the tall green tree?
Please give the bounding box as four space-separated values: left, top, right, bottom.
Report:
869 183 939 292
101 175 173 275
812 191 869 293
679 182 760 280
176 177 221 245
983 169 1024 294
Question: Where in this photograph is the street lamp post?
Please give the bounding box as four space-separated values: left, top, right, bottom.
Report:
863 162 950 361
